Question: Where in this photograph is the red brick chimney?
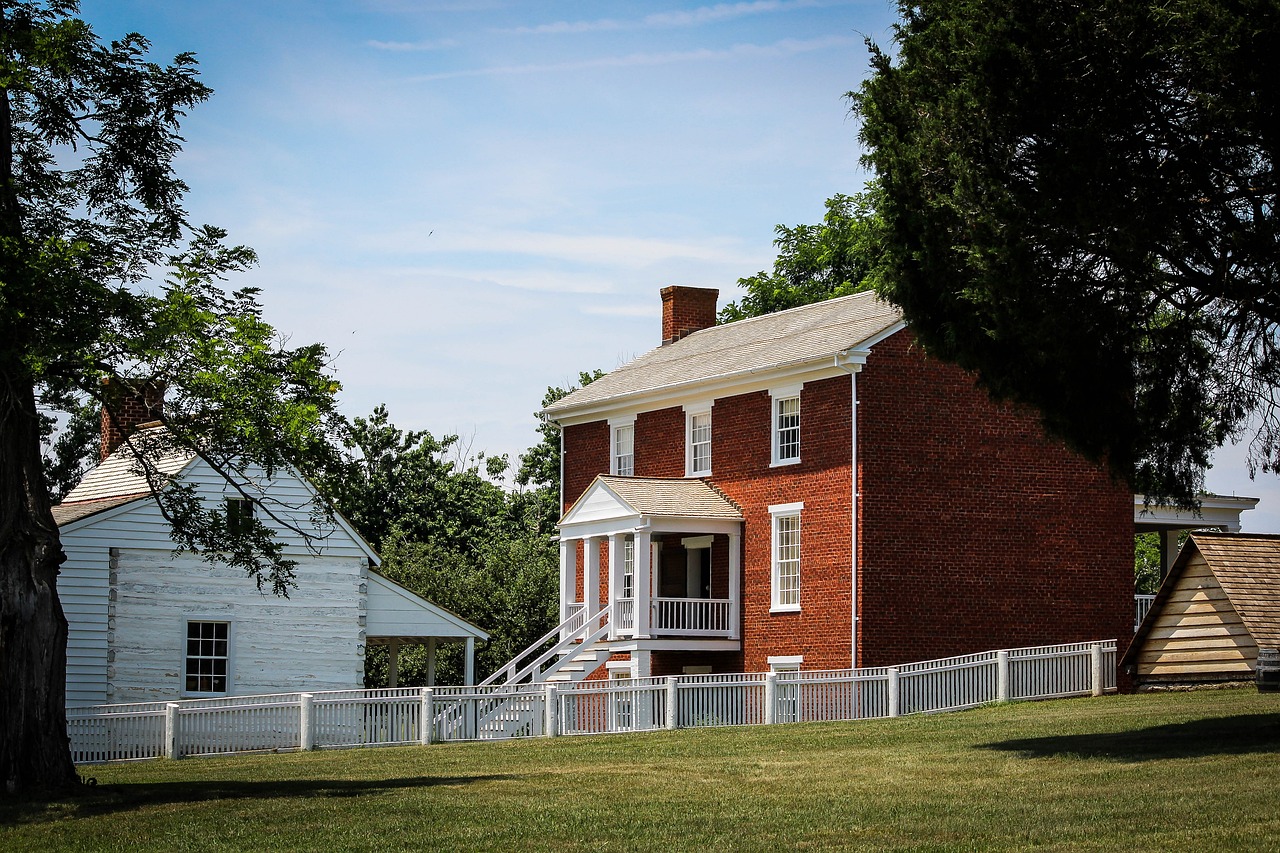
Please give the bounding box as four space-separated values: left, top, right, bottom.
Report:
661 286 719 345
100 379 166 460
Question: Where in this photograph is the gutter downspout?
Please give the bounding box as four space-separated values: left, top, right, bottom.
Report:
836 349 869 669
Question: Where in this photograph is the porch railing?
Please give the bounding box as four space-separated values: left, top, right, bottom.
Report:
651 597 731 635
1134 594 1156 631
69 639 1116 763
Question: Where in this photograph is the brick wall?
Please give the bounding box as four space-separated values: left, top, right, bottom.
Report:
558 329 1132 677
661 286 719 345
855 332 1133 666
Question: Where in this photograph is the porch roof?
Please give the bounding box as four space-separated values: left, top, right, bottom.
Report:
559 475 743 537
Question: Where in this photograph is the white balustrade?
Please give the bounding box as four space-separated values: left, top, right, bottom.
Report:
650 597 732 636
1134 594 1156 630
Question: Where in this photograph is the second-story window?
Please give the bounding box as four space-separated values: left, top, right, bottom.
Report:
226 498 255 536
686 407 712 476
622 536 635 598
774 395 800 464
611 420 635 476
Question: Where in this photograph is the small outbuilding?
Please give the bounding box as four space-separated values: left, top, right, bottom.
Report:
1123 532 1280 686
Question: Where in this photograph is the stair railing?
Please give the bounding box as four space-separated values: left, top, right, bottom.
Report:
481 603 614 687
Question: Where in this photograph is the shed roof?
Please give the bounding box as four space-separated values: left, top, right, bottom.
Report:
1123 532 1280 666
544 291 902 416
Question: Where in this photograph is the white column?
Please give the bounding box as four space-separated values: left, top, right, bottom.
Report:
635 530 652 638
1160 529 1180 580
299 693 315 750
585 536 602 618
464 636 476 686
559 537 577 625
607 533 624 638
728 531 742 640
387 639 400 688
425 637 437 687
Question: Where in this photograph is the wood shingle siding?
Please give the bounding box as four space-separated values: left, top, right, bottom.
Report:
1124 533 1280 684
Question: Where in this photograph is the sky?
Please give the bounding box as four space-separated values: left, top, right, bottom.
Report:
75 0 1280 533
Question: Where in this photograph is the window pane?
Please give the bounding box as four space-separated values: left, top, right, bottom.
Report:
690 412 711 473
185 621 230 694
776 396 800 461
774 513 801 607
614 425 634 476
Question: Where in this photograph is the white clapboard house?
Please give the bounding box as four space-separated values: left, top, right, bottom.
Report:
54 395 487 707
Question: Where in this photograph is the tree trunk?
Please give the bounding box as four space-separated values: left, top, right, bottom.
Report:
0 373 78 793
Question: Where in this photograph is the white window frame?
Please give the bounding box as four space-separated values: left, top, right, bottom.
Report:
770 502 803 613
609 415 636 477
684 404 712 476
183 619 233 697
770 385 802 466
622 536 635 599
768 654 803 673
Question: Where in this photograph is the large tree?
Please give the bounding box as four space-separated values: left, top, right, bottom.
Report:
719 191 885 322
852 0 1278 506
1 2 341 792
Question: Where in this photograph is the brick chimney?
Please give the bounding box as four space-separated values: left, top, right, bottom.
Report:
100 379 166 460
661 286 719 345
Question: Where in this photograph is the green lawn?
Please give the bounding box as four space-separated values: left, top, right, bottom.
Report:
4 689 1280 852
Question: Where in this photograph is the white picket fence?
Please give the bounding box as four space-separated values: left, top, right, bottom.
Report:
67 639 1116 764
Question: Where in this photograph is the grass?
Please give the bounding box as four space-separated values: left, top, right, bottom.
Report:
4 689 1280 851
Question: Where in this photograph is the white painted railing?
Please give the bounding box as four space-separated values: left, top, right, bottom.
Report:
616 597 635 632
68 640 1117 763
1135 594 1156 630
651 597 732 636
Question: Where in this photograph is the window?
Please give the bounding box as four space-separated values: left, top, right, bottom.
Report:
622 537 635 598
770 502 802 612
226 498 254 536
686 406 712 476
773 394 800 465
185 621 230 694
611 418 635 476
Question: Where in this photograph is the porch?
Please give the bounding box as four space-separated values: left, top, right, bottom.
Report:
557 476 744 645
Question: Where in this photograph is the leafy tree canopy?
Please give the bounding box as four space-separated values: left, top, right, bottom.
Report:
852 0 1279 507
516 369 603 529
719 191 885 322
2 1 340 792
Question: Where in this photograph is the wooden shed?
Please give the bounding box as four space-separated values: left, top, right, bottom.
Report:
1123 532 1280 686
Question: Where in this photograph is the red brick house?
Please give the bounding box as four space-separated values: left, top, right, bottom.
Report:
542 286 1134 679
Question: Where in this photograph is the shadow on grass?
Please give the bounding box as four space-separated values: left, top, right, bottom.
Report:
0 774 515 825
981 713 1280 761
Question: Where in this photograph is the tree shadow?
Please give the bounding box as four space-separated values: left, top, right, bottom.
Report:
1 773 516 824
980 714 1280 761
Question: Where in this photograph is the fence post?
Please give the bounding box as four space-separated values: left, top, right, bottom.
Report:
997 650 1010 703
887 668 900 718
299 693 315 751
1091 643 1105 697
545 683 560 737
764 672 778 725
164 703 180 759
665 677 678 730
419 687 433 745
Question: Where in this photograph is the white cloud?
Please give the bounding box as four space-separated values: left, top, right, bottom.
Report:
410 34 858 81
506 1 837 35
367 38 458 51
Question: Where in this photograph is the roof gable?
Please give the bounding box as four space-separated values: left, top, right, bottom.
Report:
61 426 194 504
559 475 743 537
545 292 903 419
1124 532 1280 665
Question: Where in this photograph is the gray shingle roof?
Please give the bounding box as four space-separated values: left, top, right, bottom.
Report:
545 291 902 416
60 426 194 504
52 495 146 527
596 475 743 519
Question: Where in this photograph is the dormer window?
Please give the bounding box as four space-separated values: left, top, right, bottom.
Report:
610 416 635 476
685 405 712 476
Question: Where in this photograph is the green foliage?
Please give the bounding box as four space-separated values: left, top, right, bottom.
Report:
365 529 558 686
1 1 343 788
1133 534 1162 595
719 191 885 322
852 0 1279 507
515 369 603 533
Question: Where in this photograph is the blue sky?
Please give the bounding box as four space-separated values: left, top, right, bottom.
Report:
77 0 1279 531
